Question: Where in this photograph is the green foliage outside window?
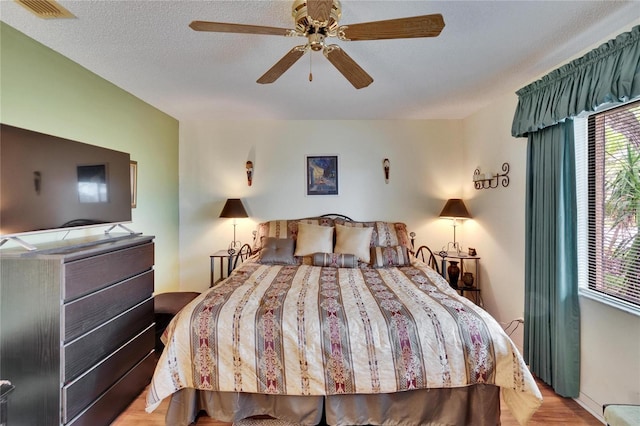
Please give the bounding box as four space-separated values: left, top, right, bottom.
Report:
600 103 640 304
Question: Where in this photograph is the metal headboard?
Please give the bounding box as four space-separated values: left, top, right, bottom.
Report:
319 213 354 221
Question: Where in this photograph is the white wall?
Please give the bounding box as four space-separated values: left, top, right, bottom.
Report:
461 93 528 349
178 119 467 292
580 298 640 413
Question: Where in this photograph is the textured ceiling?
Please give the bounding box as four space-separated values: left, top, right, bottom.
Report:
1 0 639 120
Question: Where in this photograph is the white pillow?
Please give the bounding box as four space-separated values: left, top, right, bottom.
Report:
294 222 334 256
334 223 373 263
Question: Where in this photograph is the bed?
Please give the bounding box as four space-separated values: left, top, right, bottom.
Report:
146 216 542 425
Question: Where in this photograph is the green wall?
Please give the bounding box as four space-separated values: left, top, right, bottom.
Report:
1 22 180 293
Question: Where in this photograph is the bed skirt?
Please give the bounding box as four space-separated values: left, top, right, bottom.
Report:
165 384 501 426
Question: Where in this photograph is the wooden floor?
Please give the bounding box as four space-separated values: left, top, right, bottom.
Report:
112 378 603 425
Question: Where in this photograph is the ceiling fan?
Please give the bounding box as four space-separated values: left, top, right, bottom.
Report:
189 0 445 89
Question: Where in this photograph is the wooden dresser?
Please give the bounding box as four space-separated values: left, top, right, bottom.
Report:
0 234 156 426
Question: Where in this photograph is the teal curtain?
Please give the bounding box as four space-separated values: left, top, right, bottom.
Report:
514 26 640 397
524 121 580 397
512 25 640 137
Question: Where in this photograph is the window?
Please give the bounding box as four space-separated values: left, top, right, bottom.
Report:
584 101 639 308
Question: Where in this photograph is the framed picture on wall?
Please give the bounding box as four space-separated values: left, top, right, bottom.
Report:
306 155 338 196
130 160 138 208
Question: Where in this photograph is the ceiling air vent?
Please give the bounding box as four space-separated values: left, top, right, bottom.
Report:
14 0 76 19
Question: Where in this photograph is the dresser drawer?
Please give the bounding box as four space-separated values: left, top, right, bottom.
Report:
66 352 156 426
64 270 154 342
63 324 154 423
64 242 154 301
64 298 153 382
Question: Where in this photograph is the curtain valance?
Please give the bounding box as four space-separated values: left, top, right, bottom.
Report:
512 25 640 137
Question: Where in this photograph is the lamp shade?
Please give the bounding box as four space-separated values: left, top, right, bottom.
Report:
439 198 471 219
219 198 248 218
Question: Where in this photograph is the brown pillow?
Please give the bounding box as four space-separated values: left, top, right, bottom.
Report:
258 237 296 265
370 245 412 268
312 252 358 268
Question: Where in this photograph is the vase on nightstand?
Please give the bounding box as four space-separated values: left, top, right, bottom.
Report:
462 272 475 287
447 261 460 288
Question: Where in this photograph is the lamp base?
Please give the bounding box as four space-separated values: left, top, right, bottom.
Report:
446 241 462 255
228 240 241 255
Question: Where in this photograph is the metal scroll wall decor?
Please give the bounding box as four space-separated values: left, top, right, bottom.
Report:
473 162 510 189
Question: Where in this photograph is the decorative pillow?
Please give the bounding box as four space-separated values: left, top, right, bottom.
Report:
370 245 412 268
294 222 334 257
334 223 374 263
252 218 334 252
258 237 296 265
253 220 290 252
373 221 411 249
312 252 358 268
334 219 412 251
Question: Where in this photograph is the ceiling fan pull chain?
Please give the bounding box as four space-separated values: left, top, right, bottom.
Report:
309 53 313 82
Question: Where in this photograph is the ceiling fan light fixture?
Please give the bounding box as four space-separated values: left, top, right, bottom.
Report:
308 33 326 51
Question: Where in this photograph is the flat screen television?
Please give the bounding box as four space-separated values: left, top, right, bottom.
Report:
0 124 132 240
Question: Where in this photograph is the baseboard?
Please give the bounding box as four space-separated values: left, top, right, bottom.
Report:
576 391 605 424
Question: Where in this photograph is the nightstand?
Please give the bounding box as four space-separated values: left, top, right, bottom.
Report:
439 252 482 306
210 250 233 287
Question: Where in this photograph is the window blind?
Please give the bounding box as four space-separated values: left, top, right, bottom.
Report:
586 101 640 307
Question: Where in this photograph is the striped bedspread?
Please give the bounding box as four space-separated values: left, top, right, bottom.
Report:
146 259 542 425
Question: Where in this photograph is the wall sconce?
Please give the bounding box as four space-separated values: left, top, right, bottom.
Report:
383 158 390 183
246 161 253 186
473 162 510 189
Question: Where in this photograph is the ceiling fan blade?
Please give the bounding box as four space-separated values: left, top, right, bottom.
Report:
189 21 292 37
257 46 307 84
339 14 445 41
307 0 334 23
323 45 373 89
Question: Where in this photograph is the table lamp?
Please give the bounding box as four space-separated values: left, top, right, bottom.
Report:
219 198 248 254
439 198 471 254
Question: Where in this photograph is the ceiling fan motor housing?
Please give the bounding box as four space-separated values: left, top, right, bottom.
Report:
292 0 342 35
